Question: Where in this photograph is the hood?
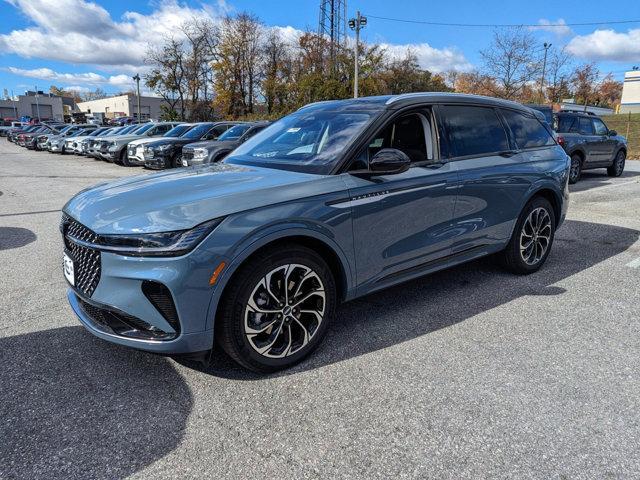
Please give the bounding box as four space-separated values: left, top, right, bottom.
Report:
63 162 348 234
129 136 173 147
147 137 195 148
111 133 146 144
184 140 238 151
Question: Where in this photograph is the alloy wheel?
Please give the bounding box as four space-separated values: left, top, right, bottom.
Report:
519 207 552 265
244 263 325 358
569 156 581 182
615 152 625 174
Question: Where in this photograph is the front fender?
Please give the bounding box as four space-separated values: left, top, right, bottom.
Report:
203 223 355 332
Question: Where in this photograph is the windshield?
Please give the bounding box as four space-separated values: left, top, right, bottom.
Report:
117 124 139 135
182 123 214 139
132 123 154 134
165 124 191 137
218 124 250 140
225 110 376 174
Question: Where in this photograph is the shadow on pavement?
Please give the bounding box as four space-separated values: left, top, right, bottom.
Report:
0 226 36 250
0 326 192 479
199 219 640 380
569 169 640 193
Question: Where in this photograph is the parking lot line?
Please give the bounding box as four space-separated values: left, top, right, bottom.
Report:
626 257 640 269
571 178 640 195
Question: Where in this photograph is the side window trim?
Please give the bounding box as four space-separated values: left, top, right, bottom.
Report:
498 107 556 152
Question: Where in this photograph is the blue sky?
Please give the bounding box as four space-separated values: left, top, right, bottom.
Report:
0 0 638 97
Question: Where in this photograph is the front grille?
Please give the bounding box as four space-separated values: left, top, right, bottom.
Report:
182 150 194 161
76 295 176 340
99 141 109 153
61 213 101 297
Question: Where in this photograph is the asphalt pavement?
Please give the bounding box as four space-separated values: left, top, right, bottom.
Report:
1 141 639 479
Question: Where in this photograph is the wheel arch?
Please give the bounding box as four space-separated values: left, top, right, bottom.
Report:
205 229 353 332
524 186 562 224
569 148 586 163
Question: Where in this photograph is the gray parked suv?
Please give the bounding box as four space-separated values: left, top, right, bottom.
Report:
554 112 627 183
61 93 569 372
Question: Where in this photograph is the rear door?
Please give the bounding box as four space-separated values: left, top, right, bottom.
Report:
439 104 536 254
591 117 616 162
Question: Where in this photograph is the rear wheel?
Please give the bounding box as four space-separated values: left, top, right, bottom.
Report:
216 244 336 373
607 150 625 177
500 196 556 274
568 154 582 184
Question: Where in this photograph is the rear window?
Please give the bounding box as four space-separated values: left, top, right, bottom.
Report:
500 109 555 149
441 105 509 157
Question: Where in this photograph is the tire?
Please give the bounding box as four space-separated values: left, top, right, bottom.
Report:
212 151 230 163
216 244 336 373
500 196 556 274
607 150 625 177
120 148 131 166
171 154 182 168
568 154 582 184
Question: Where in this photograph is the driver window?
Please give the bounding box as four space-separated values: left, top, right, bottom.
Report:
349 109 436 171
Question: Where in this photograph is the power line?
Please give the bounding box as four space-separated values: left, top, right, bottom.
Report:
362 14 640 28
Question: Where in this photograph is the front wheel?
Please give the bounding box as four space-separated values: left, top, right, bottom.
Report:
500 196 556 274
216 244 336 373
607 150 625 177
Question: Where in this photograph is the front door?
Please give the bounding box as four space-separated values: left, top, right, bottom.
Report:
343 108 458 293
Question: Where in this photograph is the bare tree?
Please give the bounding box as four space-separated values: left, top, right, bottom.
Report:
546 47 573 103
480 28 542 100
571 63 600 108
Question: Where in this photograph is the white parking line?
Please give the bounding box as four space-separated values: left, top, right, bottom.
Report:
572 179 640 195
627 257 640 269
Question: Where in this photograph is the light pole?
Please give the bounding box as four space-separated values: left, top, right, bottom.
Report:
348 11 367 98
132 74 141 123
539 42 552 104
34 85 41 122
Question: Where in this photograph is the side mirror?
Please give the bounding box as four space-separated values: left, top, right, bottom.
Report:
608 130 617 137
369 148 411 175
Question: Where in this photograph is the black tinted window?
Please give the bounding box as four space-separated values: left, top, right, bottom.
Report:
501 109 555 149
441 106 508 157
592 118 608 135
555 115 575 133
578 117 593 135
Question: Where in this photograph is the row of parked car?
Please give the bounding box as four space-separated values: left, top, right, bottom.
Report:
5 120 272 170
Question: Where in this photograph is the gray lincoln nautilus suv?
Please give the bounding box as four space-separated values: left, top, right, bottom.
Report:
61 93 570 372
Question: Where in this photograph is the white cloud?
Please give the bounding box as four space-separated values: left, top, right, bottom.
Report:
530 18 572 36
566 28 640 62
381 43 473 73
5 67 134 87
0 0 228 69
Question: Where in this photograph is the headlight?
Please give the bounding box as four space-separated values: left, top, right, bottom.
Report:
110 141 118 147
93 218 223 257
156 144 173 152
192 148 208 159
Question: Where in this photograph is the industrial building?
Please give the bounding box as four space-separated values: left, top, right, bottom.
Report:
77 93 169 121
0 91 65 121
620 70 640 114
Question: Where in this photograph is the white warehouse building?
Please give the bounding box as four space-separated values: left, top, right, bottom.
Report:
77 93 169 121
620 70 640 114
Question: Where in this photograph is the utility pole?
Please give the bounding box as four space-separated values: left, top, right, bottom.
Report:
10 90 18 120
133 74 141 123
539 42 551 104
348 11 367 98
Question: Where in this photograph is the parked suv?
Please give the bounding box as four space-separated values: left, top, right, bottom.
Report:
126 123 194 166
143 122 240 169
62 93 569 372
99 122 182 165
553 112 627 183
181 122 271 166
